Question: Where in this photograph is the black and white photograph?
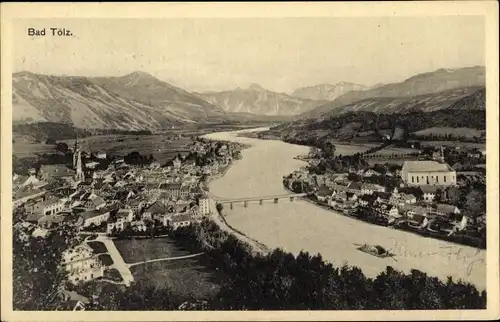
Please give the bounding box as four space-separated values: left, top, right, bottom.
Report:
1 2 499 321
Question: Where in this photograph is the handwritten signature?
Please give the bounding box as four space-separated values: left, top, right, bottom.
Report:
386 238 485 276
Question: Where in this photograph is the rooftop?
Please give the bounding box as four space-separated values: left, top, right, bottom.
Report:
170 214 192 223
403 161 453 173
420 185 438 194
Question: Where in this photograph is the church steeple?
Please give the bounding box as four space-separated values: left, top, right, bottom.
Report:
75 150 84 181
73 135 80 169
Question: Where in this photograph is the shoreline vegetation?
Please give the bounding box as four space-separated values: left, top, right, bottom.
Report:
166 218 487 310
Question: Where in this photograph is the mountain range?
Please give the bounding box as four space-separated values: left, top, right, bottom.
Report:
291 82 369 101
194 84 326 116
12 66 486 132
301 66 485 118
12 71 233 130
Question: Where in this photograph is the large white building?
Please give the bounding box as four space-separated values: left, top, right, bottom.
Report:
401 161 456 187
198 196 210 216
61 244 104 285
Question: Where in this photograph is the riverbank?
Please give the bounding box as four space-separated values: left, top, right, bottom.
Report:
202 128 486 291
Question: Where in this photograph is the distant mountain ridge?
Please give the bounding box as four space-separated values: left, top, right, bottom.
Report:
195 84 327 116
302 66 485 118
265 86 486 144
291 82 368 101
12 71 279 130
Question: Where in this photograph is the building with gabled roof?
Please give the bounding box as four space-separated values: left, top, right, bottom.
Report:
401 160 456 187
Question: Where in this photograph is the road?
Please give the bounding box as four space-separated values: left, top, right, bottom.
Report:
94 236 134 286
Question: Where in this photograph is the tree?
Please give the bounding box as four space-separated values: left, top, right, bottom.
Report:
13 222 78 310
465 190 486 215
56 142 69 154
435 189 443 203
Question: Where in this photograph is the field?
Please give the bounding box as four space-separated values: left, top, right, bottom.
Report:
414 127 485 138
415 140 486 150
13 132 195 165
98 254 114 266
367 146 421 156
114 238 191 264
13 141 57 158
115 238 221 300
60 135 193 165
329 143 377 156
130 257 221 300
87 241 108 254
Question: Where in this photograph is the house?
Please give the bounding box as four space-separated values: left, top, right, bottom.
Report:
13 187 46 208
375 203 399 218
360 183 386 195
85 161 100 169
168 214 192 230
26 213 47 225
401 161 456 186
116 208 134 222
359 194 377 208
130 220 147 232
420 185 438 203
96 151 107 159
13 174 45 190
399 204 429 219
364 169 381 178
38 213 66 229
61 243 104 285
30 198 65 216
315 187 333 202
180 185 191 199
389 188 417 205
107 217 126 234
82 195 106 210
198 195 211 216
126 198 144 213
143 201 167 221
159 183 181 199
433 203 461 217
78 208 111 227
346 181 363 195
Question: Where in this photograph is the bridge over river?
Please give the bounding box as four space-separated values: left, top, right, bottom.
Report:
210 193 308 209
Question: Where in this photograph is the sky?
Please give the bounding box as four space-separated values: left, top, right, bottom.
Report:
13 17 485 93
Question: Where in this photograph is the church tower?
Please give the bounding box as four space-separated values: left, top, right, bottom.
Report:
75 150 84 181
73 135 79 169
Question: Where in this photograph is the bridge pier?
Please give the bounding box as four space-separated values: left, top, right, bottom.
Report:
290 196 294 202
244 201 248 208
230 202 233 210
259 199 263 205
274 198 279 204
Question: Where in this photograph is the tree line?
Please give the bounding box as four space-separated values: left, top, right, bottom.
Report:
167 219 486 310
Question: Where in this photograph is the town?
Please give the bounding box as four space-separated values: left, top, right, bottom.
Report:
12 136 244 310
284 143 487 248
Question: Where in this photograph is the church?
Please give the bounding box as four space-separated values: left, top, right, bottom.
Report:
401 160 456 187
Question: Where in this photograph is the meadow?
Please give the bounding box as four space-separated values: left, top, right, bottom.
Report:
114 238 221 300
13 133 194 166
114 238 190 264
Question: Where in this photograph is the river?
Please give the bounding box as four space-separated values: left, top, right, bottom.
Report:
203 128 486 290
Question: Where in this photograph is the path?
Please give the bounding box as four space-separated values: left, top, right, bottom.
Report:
127 253 204 267
98 237 134 286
